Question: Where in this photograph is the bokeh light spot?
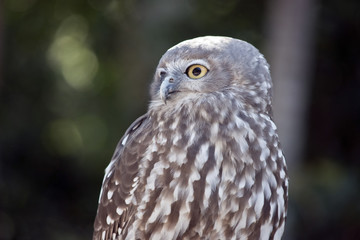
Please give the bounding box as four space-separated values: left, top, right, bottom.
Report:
48 15 99 91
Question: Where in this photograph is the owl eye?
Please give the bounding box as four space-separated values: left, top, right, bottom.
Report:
186 64 208 79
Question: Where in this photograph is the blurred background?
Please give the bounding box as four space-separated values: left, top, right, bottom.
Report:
0 0 359 239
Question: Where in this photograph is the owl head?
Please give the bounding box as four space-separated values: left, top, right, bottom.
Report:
150 36 273 113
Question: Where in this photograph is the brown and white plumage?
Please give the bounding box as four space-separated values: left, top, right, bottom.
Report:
93 36 288 240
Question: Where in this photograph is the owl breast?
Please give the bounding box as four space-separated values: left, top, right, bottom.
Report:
123 97 288 240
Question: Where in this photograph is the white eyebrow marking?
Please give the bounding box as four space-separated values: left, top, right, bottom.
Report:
186 59 210 71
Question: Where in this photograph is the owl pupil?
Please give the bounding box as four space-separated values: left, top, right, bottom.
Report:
192 67 201 76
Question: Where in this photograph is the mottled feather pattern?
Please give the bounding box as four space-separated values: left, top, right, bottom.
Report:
93 36 288 240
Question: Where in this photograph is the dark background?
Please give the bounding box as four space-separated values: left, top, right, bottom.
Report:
1 0 359 239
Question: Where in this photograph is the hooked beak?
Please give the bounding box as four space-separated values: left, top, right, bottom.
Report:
160 76 179 104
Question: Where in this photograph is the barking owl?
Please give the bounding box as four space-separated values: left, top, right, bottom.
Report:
93 36 288 240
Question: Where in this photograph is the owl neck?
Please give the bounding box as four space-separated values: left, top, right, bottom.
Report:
148 89 272 121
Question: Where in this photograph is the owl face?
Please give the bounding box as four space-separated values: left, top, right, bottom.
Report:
155 58 234 103
150 53 233 104
149 36 272 112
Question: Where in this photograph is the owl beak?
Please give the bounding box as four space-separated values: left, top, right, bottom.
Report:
160 76 179 104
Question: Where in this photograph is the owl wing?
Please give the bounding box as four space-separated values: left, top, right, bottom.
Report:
93 113 149 240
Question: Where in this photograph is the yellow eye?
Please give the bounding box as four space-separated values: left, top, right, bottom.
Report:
186 64 208 79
